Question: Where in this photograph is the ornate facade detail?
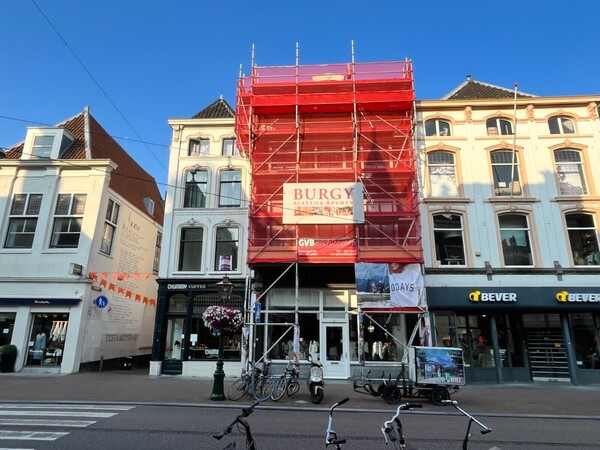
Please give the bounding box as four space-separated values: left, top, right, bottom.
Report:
509 203 517 212
443 204 452 212
464 106 472 123
564 139 572 147
576 202 584 211
436 142 446 150
588 102 598 119
526 104 535 121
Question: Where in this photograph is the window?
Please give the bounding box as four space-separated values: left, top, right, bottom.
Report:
184 170 207 208
555 149 587 195
31 135 54 159
571 313 600 369
499 214 533 266
222 138 239 156
100 199 120 255
219 170 242 207
178 228 203 271
433 214 465 265
153 232 162 274
566 213 599 266
143 197 155 215
214 227 239 271
548 116 575 134
188 138 210 156
490 150 521 196
4 194 43 248
486 118 513 135
50 194 87 248
425 119 451 137
427 151 458 197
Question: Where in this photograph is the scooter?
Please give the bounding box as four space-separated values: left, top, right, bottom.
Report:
308 356 325 404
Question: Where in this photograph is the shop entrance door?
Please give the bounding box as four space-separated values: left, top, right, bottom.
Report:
526 329 570 381
322 322 349 379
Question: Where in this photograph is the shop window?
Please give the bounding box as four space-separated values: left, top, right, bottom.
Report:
425 119 451 137
100 198 120 255
165 317 185 361
486 117 513 136
427 151 458 197
50 194 86 248
433 214 465 266
555 149 587 196
187 293 243 361
219 170 242 207
189 138 210 156
548 115 576 134
571 313 600 369
351 313 404 362
490 150 521 196
153 231 162 274
265 312 319 360
4 193 42 249
184 169 207 208
27 313 69 366
214 227 238 271
435 312 493 368
499 214 533 266
178 227 204 271
566 213 600 265
0 313 16 346
222 138 239 156
495 315 525 368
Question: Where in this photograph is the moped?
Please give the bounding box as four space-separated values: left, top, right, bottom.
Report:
307 356 324 404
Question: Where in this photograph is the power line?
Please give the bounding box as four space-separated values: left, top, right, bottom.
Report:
30 0 168 173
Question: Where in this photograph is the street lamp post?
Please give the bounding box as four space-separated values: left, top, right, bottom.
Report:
211 275 234 401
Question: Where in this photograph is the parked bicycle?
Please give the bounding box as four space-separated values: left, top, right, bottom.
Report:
228 361 274 402
381 402 423 449
213 400 261 450
271 357 300 401
325 397 349 449
443 400 492 450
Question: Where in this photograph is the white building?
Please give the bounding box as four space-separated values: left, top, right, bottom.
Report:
0 107 164 374
151 98 251 377
417 77 600 383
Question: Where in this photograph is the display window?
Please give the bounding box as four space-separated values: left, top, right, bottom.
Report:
351 313 406 362
0 313 15 347
434 312 493 368
26 313 69 366
571 313 600 369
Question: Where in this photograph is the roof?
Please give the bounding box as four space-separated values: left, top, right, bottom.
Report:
3 108 164 225
191 96 235 119
442 76 536 100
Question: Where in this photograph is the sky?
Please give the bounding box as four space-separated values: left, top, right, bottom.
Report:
2 0 599 192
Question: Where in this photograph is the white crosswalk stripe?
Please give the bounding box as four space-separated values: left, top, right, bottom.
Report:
0 403 135 447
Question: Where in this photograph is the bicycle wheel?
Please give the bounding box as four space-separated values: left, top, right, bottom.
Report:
271 376 288 401
253 376 274 401
383 385 401 404
228 377 249 401
430 386 450 406
286 377 300 396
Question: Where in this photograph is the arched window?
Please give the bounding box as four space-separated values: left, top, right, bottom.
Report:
555 149 587 195
433 214 465 265
490 150 521 196
486 118 513 136
425 119 452 137
427 151 457 197
566 213 600 265
499 214 533 266
189 138 210 156
548 116 575 134
178 228 204 271
183 169 207 208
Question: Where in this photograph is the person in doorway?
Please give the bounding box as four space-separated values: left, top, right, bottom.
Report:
32 330 47 364
476 334 487 367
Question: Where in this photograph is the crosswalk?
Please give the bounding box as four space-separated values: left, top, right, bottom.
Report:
0 403 134 449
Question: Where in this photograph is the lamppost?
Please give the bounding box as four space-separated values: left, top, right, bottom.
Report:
211 275 234 401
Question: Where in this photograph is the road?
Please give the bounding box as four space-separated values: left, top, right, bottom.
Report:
0 402 598 449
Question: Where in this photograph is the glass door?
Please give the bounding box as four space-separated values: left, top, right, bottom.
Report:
322 322 349 379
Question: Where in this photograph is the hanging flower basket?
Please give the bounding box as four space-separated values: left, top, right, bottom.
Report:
202 306 243 336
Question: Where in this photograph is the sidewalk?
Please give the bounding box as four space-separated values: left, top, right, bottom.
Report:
1 369 599 417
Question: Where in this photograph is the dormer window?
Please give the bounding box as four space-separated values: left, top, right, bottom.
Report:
23 128 74 160
143 197 155 215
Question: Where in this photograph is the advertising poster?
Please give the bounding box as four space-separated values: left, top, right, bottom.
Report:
410 346 465 385
355 262 425 311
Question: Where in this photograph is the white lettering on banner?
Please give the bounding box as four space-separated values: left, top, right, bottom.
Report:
469 291 517 302
556 291 600 303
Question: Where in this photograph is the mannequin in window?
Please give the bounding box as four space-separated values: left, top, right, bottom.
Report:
171 340 182 359
309 340 319 360
33 331 47 364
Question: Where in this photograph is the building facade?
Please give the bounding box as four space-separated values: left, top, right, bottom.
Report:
417 78 600 383
151 98 251 377
0 107 164 374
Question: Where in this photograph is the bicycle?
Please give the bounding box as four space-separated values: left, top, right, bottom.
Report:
213 400 260 450
443 400 492 450
381 402 423 449
271 357 300 401
228 361 274 402
325 397 349 449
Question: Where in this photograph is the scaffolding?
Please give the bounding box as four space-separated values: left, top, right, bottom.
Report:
236 53 422 265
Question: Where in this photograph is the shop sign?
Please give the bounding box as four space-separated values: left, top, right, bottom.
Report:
556 291 600 303
0 298 81 306
468 290 517 302
297 238 357 258
166 283 207 290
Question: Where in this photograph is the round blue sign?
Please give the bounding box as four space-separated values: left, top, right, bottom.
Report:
95 296 109 308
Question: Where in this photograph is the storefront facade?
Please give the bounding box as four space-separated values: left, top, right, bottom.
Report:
427 286 600 384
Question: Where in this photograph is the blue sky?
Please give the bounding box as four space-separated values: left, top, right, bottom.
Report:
2 1 599 190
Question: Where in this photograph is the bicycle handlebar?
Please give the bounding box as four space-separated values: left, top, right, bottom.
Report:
332 397 350 409
383 402 422 428
442 400 492 434
213 401 261 440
